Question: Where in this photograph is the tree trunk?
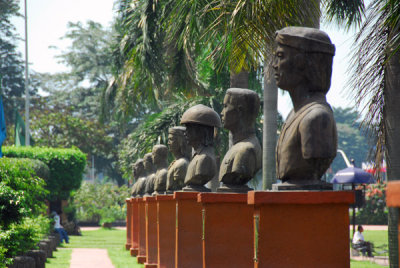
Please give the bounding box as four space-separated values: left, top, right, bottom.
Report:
262 59 277 190
385 48 400 268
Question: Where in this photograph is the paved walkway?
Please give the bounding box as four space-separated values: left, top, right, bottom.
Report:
70 248 115 268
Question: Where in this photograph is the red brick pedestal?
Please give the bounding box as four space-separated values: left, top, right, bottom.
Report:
174 192 202 268
198 193 253 268
125 198 132 250
386 181 400 259
130 198 139 256
137 198 147 264
248 191 354 268
156 195 175 268
144 196 158 268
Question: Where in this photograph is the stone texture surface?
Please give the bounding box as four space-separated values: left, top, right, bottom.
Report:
8 256 35 268
273 27 337 190
25 250 46 268
181 105 221 192
218 88 262 193
166 127 189 192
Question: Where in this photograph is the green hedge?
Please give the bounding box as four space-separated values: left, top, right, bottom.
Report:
3 146 87 200
0 158 50 267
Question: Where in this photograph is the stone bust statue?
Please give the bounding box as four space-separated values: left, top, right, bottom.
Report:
132 159 146 197
166 127 190 193
180 104 221 192
130 159 141 196
273 26 337 190
143 152 157 196
152 144 169 195
218 88 262 193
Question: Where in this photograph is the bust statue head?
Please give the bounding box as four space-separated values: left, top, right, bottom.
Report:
180 104 221 192
134 158 144 179
222 88 260 131
143 153 154 174
168 126 190 159
180 104 221 150
152 144 168 168
274 26 335 94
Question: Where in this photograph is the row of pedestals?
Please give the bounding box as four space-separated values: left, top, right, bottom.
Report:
125 191 354 268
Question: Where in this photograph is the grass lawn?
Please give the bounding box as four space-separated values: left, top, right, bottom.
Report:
46 248 72 268
46 228 143 268
363 230 388 256
351 259 386 268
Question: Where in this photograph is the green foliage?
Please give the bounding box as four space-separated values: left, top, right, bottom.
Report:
0 0 33 140
0 158 48 217
327 107 370 180
0 216 51 265
3 146 86 200
0 157 51 265
118 92 227 178
356 183 388 225
0 183 24 228
31 21 128 185
72 181 129 224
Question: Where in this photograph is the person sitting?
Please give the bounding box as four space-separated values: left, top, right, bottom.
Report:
52 211 69 244
352 225 373 257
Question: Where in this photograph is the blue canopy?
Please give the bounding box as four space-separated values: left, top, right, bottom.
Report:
331 167 375 184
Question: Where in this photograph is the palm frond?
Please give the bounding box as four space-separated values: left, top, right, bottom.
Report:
349 0 400 177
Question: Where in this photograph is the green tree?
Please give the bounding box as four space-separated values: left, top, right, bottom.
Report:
350 1 400 265
0 0 35 141
328 107 370 179
32 21 127 185
164 0 365 190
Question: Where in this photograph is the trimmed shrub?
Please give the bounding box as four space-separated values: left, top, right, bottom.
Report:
3 146 86 200
0 158 50 267
0 216 50 267
0 158 48 219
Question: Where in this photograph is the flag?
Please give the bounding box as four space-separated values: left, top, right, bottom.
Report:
15 109 34 146
0 95 6 157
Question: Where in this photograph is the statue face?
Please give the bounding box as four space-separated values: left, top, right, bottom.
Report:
273 44 304 91
144 157 153 171
152 150 163 165
168 133 180 154
136 163 144 176
221 94 239 131
185 124 200 147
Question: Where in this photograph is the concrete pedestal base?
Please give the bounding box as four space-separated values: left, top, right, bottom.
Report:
248 191 354 268
130 198 139 256
144 197 158 268
174 191 202 268
125 198 132 250
137 198 147 264
157 195 175 268
198 193 253 268
386 181 400 259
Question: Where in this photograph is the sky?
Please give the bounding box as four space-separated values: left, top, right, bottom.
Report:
13 0 358 119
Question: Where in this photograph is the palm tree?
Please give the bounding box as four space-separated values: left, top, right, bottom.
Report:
193 0 365 189
350 1 400 266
